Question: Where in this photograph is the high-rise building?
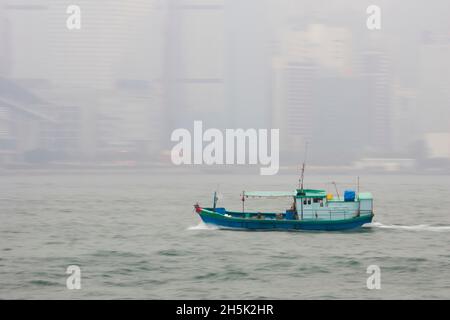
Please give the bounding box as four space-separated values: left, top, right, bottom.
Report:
45 0 160 89
273 24 355 163
280 62 316 155
163 0 273 138
0 4 12 77
359 50 392 155
391 86 419 155
3 0 165 161
95 82 163 161
417 31 450 136
224 0 272 129
163 0 226 138
1 2 48 86
0 78 54 164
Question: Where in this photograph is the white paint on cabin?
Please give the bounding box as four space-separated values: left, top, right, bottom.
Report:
295 194 372 220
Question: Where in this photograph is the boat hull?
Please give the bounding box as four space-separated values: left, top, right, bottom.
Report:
197 208 374 231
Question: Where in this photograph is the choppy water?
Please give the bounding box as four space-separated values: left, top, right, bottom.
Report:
1 172 450 299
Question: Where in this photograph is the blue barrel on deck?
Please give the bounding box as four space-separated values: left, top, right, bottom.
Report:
344 190 356 202
285 210 295 220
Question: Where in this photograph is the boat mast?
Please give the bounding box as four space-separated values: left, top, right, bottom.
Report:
299 143 308 220
357 176 361 216
299 142 308 190
213 191 218 211
299 163 306 191
357 176 360 194
332 181 340 200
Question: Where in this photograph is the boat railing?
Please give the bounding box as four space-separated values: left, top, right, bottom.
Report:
303 209 372 221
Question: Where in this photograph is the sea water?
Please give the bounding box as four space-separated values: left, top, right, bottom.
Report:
1 172 449 299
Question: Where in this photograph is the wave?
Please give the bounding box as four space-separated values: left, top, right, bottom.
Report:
187 223 219 231
188 222 450 232
367 222 450 232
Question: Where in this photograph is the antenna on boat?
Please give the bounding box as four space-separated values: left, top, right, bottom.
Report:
299 142 308 191
332 181 340 200
356 176 361 216
298 142 308 221
214 184 221 210
213 191 218 211
357 176 360 195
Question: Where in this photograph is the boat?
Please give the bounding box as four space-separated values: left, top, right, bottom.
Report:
194 148 374 231
194 188 374 231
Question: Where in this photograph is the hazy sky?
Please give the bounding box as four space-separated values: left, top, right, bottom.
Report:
0 0 449 165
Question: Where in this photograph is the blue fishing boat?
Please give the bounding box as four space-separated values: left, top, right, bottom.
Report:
194 150 374 231
194 188 374 231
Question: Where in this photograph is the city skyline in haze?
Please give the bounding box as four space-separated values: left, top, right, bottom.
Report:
0 0 449 171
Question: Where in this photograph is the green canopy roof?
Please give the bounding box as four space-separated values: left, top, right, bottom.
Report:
296 189 327 198
244 191 296 198
244 189 328 199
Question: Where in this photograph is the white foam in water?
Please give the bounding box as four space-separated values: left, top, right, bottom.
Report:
187 223 219 231
188 221 450 232
367 222 450 232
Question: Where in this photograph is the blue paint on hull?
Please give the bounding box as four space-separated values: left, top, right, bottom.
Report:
198 210 374 231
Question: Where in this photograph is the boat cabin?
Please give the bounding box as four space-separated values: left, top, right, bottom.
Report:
294 189 373 220
242 188 373 221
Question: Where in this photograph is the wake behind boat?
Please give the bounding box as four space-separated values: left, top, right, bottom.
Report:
194 188 374 231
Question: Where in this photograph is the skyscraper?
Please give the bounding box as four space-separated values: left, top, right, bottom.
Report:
163 0 273 138
0 4 11 77
273 24 355 163
359 50 392 154
2 1 50 83
163 0 225 139
3 0 165 161
224 0 272 129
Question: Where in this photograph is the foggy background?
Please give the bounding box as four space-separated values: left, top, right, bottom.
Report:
0 0 449 173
